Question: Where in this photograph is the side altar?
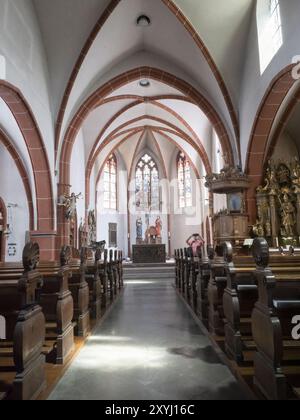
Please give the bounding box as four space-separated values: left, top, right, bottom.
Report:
132 244 166 264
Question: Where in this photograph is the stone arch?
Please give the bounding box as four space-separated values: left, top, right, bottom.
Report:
245 65 296 223
0 81 55 259
60 67 233 191
85 112 212 209
55 0 238 153
0 129 34 233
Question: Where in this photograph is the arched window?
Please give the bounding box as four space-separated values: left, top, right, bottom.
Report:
177 152 192 208
135 154 160 211
257 0 283 74
103 154 117 210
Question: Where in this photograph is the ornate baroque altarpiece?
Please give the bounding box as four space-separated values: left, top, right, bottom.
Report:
253 159 300 246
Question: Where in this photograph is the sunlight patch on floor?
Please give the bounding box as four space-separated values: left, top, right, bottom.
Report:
75 344 167 370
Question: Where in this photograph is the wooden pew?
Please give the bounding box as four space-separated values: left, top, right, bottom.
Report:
69 248 90 337
38 246 74 364
207 246 227 335
175 249 183 292
100 249 109 311
118 251 124 291
85 246 103 321
196 246 212 322
0 243 46 400
113 250 119 296
175 250 180 288
183 248 192 303
222 243 300 364
107 250 115 304
222 242 257 362
251 238 300 400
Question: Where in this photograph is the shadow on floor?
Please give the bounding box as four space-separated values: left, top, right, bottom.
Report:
167 346 224 365
181 380 248 400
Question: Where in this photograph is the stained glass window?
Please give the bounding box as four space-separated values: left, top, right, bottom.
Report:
135 154 160 211
103 154 117 210
178 152 192 208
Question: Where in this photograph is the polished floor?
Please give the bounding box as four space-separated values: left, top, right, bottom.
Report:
49 280 247 400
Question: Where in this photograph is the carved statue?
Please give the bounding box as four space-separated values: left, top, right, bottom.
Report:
79 219 87 249
136 217 143 239
88 210 97 245
155 216 162 237
277 163 291 186
91 240 106 261
60 245 71 267
59 192 82 220
205 165 248 189
292 157 300 192
280 194 296 237
22 242 40 272
255 158 300 246
252 220 265 237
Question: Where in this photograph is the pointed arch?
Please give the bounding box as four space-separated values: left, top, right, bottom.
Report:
0 81 55 259
0 128 34 232
245 65 297 223
85 113 212 210
0 82 54 231
55 0 238 155
60 67 233 193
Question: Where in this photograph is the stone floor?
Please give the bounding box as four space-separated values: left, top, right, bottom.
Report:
49 280 247 400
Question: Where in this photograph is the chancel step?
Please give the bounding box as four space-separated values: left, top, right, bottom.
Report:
123 263 175 280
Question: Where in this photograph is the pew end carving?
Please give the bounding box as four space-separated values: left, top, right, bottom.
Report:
0 242 46 400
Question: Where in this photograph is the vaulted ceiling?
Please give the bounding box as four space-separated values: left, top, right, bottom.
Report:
32 0 255 177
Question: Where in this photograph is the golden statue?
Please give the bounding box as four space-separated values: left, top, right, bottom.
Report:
292 157 300 191
253 220 265 237
280 194 296 237
257 161 278 194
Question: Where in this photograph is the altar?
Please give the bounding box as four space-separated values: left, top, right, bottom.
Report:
132 244 166 264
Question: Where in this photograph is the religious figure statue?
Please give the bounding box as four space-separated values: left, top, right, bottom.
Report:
155 216 162 237
79 219 87 249
136 217 143 239
88 210 97 245
280 194 296 237
292 157 300 192
59 192 82 220
257 160 278 194
252 220 265 237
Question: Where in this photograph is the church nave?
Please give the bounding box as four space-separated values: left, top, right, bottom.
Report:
48 279 246 401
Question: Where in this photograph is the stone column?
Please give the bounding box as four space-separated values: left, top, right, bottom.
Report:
30 231 56 261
